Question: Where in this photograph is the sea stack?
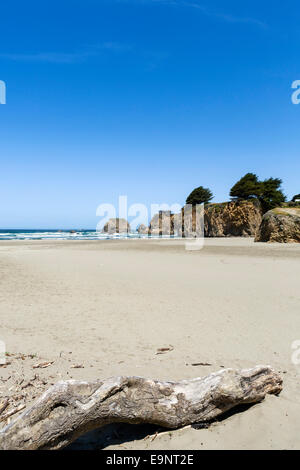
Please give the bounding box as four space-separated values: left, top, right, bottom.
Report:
102 218 131 234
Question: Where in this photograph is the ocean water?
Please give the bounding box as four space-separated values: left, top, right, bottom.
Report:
0 229 150 241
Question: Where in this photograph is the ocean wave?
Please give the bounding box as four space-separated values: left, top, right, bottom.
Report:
0 230 153 241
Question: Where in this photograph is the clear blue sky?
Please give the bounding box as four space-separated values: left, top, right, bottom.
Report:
0 0 299 228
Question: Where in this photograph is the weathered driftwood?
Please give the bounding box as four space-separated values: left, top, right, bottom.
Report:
0 366 282 450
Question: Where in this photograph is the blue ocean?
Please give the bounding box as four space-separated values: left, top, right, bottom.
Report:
0 229 147 241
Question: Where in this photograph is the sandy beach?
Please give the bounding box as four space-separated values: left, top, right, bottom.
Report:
0 238 300 449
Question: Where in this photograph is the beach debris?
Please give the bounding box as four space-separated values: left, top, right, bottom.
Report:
156 345 174 355
0 365 282 450
191 362 212 367
0 404 26 423
0 361 11 368
21 380 35 390
33 361 54 369
70 364 84 369
0 400 9 416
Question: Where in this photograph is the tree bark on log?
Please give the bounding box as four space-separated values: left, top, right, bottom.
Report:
0 366 282 450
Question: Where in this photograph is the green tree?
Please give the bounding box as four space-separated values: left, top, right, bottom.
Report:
292 194 300 202
230 173 286 212
186 186 213 205
258 178 286 212
230 173 260 200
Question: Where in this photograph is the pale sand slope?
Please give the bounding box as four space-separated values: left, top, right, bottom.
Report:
0 238 300 449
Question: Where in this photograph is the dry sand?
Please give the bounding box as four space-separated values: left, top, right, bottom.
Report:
0 237 300 449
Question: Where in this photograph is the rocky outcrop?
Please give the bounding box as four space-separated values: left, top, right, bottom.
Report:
204 199 262 237
255 208 300 243
149 211 174 236
148 200 263 238
137 224 149 235
173 206 204 238
102 218 130 234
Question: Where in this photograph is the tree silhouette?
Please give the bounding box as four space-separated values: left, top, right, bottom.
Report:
230 173 260 200
186 186 213 206
230 173 286 212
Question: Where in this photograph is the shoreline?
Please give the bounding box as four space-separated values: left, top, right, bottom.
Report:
0 237 299 259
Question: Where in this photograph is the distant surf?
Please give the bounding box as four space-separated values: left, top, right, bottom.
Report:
0 230 150 241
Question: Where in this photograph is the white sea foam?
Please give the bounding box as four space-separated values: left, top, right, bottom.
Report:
0 230 155 241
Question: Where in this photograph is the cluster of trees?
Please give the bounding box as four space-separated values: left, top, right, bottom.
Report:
186 173 298 212
229 173 286 212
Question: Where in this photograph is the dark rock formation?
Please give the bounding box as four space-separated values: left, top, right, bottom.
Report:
204 199 262 237
255 208 300 243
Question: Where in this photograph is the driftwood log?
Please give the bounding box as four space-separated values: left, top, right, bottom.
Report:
0 366 282 450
